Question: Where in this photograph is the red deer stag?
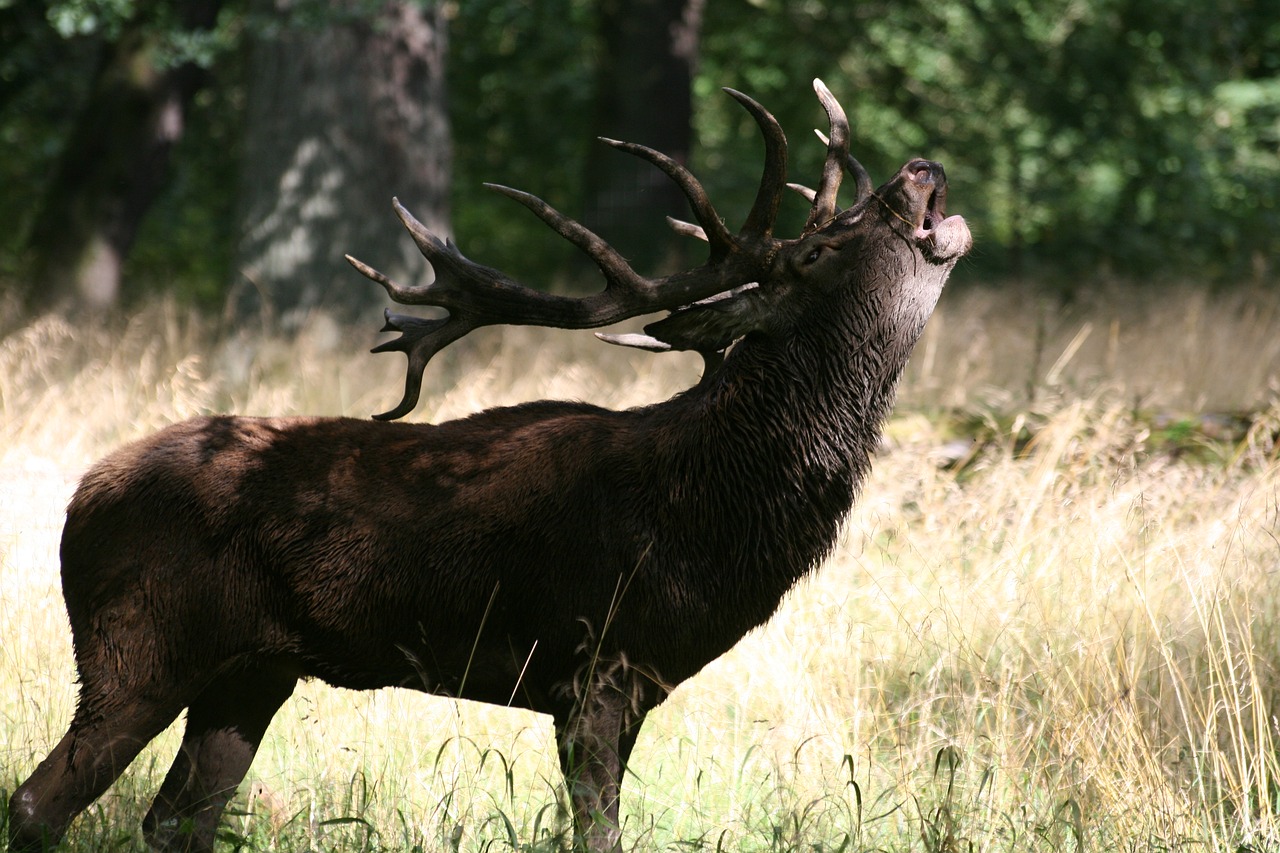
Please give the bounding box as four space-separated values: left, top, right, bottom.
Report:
7 80 970 852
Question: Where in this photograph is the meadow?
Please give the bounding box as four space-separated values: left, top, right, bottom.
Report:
2 281 1279 851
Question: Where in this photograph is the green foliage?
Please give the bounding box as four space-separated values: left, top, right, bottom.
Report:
698 0 1280 281
43 0 244 67
44 0 137 40
0 0 251 305
447 0 598 285
2 0 1278 304
442 0 1280 286
0 2 97 280
122 57 247 308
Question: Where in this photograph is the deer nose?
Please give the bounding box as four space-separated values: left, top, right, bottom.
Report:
906 159 944 187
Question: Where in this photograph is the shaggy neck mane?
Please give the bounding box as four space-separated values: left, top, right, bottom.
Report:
621 310 919 671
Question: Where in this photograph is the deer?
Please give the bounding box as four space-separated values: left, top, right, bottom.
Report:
6 79 970 852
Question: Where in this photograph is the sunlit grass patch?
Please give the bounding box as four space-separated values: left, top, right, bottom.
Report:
2 284 1279 851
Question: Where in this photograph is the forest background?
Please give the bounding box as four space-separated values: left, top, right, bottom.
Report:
5 3 1280 850
2 0 1278 319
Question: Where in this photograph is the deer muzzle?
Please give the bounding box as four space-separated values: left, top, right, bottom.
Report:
903 159 972 262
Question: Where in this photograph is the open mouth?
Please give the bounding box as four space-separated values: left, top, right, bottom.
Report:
908 162 947 241
902 160 971 261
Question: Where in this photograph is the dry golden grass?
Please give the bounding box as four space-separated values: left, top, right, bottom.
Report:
2 282 1278 851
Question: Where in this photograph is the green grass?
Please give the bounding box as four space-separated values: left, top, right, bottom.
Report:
2 283 1279 851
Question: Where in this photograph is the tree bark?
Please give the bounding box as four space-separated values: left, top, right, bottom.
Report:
235 0 451 320
580 0 704 277
24 1 221 312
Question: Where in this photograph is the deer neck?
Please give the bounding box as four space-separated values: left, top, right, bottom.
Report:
706 312 916 483
644 312 917 593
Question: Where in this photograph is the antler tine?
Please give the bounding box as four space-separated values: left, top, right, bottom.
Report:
786 182 818 205
814 129 873 204
598 86 787 252
787 130 873 212
667 216 709 242
370 311 468 420
347 197 613 420
484 183 654 296
349 199 479 306
597 137 736 259
373 198 656 323
723 88 788 242
805 79 850 233
345 242 476 419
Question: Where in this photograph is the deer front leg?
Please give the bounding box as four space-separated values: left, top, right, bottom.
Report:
552 650 656 852
555 701 643 853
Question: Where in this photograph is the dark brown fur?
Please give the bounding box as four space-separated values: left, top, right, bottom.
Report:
8 147 970 850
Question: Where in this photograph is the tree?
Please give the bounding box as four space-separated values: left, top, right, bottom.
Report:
445 0 596 286
21 0 224 312
234 0 451 319
698 0 1280 282
579 0 704 275
7 0 1276 309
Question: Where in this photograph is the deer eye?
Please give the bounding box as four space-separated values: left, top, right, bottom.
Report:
803 246 824 265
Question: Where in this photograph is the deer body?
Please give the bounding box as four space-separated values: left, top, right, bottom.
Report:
9 81 970 852
61 311 900 707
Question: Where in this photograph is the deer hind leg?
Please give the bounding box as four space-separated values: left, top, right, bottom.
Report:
7 690 186 853
142 662 297 853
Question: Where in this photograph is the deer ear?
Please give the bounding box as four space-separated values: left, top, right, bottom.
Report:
596 285 773 353
641 283 785 352
596 282 799 354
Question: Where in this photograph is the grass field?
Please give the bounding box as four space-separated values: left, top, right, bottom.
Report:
2 282 1279 851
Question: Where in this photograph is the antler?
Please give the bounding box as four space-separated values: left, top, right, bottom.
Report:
798 78 875 232
349 82 848 421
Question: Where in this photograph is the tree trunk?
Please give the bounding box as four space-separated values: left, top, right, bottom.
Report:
24 1 221 313
579 0 703 278
235 0 451 320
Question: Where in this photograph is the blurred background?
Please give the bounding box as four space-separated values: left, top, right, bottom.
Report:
4 5 1280 849
2 0 1278 322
